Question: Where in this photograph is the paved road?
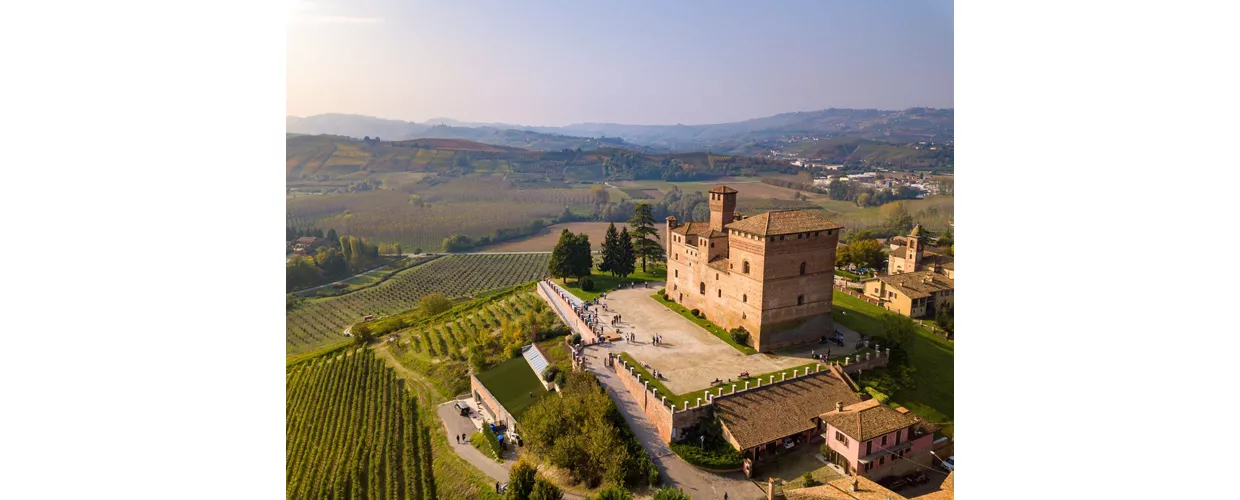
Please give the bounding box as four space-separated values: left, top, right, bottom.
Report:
581 347 767 500
436 401 514 483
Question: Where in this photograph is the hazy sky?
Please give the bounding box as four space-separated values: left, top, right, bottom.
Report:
287 0 953 126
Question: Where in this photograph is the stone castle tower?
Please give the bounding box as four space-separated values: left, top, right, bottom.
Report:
903 224 925 272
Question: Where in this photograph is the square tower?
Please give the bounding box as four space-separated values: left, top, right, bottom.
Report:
708 185 738 231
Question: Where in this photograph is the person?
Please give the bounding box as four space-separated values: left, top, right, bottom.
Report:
723 493 728 500
495 481 501 493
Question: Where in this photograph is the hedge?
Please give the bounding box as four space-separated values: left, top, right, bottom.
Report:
669 442 743 469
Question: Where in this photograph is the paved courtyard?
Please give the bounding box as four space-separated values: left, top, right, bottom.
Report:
589 284 868 394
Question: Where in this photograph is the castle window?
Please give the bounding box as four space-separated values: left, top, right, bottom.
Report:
813 232 818 237
717 289 721 298
797 233 802 239
798 295 804 305
780 235 785 241
710 242 714 248
743 261 750 274
674 269 678 278
715 273 719 280
800 262 806 275
699 282 706 295
742 294 747 303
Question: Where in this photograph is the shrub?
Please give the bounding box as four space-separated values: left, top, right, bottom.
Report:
689 308 699 316
580 277 595 291
802 472 820 487
652 488 690 500
670 442 743 469
865 386 890 404
729 327 750 347
508 344 524 359
645 461 660 487
591 486 633 500
656 288 666 296
471 429 502 461
570 333 582 345
542 365 562 383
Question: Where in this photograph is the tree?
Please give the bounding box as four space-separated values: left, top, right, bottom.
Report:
590 184 610 206
834 244 853 268
935 302 954 334
627 203 665 272
652 488 690 500
879 313 916 347
571 233 593 280
340 235 353 264
599 223 620 276
325 228 338 245
591 486 633 500
849 238 886 270
856 192 872 207
616 227 636 278
529 477 564 500
506 460 537 500
418 293 452 317
550 230 578 281
351 322 375 345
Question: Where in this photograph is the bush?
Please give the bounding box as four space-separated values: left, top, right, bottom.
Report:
652 488 690 500
471 429 502 461
864 386 890 404
570 333 582 345
656 288 666 296
542 365 562 383
591 486 633 500
729 327 750 347
580 277 595 291
645 461 660 487
670 442 743 469
689 308 699 316
802 472 820 487
508 344 524 359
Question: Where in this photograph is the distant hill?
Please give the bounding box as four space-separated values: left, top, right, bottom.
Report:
288 108 952 168
287 114 652 152
286 135 794 184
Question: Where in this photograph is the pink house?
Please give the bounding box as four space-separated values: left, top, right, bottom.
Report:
819 399 936 478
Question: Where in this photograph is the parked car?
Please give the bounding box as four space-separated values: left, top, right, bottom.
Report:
904 471 929 485
453 401 471 416
940 455 954 472
878 476 909 491
830 331 845 346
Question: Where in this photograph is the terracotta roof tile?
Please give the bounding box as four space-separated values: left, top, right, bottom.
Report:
670 221 707 236
725 210 843 237
715 370 861 451
709 185 738 194
867 271 954 299
821 399 921 442
784 475 908 500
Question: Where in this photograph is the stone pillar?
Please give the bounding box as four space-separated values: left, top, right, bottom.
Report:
697 397 702 407
768 477 775 500
732 384 737 394
844 357 849 366
769 375 775 384
866 352 871 361
745 381 750 391
717 388 723 398
855 355 861 364
886 348 890 357
781 372 786 381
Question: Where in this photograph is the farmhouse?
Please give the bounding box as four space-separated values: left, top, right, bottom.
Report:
714 367 861 463
292 236 320 253
820 399 936 478
664 185 843 352
863 271 954 318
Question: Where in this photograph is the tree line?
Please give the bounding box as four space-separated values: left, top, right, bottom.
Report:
827 179 924 207
286 232 393 292
549 204 666 283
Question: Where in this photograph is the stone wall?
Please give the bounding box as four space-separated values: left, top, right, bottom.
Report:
610 356 675 442
471 373 516 429
536 281 598 344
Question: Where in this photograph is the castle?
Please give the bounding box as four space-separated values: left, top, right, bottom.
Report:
664 186 842 352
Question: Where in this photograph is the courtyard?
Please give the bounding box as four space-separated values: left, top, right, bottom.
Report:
589 284 869 394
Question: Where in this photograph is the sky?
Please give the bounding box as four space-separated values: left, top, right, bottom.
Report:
287 0 953 126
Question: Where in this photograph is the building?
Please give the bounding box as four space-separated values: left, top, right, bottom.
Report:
292 236 320 253
887 225 953 278
820 399 937 478
783 474 909 500
714 367 862 464
664 185 843 352
863 271 954 318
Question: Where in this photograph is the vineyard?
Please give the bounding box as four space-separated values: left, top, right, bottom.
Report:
286 254 551 355
286 349 436 500
396 291 545 361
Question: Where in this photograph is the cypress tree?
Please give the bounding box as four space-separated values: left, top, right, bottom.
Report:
617 227 636 278
599 223 619 276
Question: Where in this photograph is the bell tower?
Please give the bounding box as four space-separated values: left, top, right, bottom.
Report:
905 224 925 272
709 185 738 231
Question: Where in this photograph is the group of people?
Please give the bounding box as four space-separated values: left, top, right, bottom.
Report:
454 433 468 444
610 313 622 325
652 333 663 346
810 348 832 361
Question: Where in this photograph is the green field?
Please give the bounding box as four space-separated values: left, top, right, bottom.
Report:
558 264 667 302
831 290 955 436
286 349 435 499
286 254 551 355
474 356 548 421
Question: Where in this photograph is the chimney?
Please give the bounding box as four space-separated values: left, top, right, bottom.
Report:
850 478 859 492
836 401 844 412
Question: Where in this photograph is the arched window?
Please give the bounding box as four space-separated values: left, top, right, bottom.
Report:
797 295 805 305
800 262 807 275
743 261 750 274
699 282 706 295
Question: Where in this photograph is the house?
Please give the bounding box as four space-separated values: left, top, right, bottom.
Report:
887 225 953 277
820 399 937 478
292 236 320 253
862 271 954 318
665 185 843 351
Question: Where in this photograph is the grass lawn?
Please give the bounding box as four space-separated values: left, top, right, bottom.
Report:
650 293 757 355
617 352 837 410
831 290 955 436
474 356 547 421
834 269 861 281
558 265 666 302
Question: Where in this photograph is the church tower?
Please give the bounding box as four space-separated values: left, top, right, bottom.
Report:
708 185 738 231
905 224 925 272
